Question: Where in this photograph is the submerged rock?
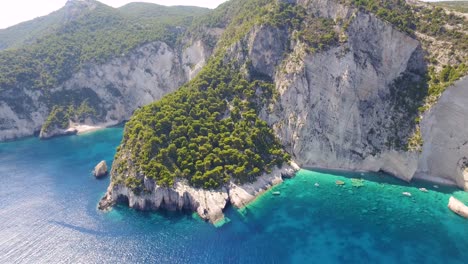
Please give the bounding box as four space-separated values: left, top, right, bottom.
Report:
448 196 468 219
336 180 345 185
351 178 365 188
94 160 108 178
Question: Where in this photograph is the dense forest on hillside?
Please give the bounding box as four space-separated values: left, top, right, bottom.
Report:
0 1 208 92
114 56 290 190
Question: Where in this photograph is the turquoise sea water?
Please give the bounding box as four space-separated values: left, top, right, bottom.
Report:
0 127 467 263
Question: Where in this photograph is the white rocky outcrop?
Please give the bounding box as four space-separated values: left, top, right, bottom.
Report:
39 121 112 139
94 160 108 178
229 162 299 208
39 126 78 139
448 196 468 218
99 162 299 224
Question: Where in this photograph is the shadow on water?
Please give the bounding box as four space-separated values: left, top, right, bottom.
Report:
94 174 110 181
110 204 199 224
49 220 112 236
303 167 461 194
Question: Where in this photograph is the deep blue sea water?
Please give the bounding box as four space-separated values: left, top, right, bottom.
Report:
1 127 467 263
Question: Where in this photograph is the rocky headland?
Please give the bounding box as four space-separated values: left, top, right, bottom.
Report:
99 162 299 223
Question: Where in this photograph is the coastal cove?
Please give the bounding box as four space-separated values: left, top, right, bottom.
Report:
1 128 467 263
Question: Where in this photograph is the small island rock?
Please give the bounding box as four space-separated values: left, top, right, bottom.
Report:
448 196 468 218
94 160 108 178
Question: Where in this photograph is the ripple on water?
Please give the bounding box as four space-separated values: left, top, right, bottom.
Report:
1 129 467 263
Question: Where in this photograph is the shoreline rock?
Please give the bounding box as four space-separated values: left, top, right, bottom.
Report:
98 161 300 224
74 124 105 135
305 165 461 188
39 127 78 139
448 196 468 218
39 122 111 140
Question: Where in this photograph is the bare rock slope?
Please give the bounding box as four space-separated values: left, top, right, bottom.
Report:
0 40 210 141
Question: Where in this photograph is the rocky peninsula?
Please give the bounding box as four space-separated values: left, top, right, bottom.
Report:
99 162 299 223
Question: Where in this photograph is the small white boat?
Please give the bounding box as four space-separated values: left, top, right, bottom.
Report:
402 192 412 197
272 191 281 196
314 183 320 187
419 188 428 192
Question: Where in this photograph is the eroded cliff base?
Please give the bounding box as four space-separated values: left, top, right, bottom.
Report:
99 162 300 223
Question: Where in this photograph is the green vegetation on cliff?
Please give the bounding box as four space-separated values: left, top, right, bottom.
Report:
118 60 288 189
432 1 468 13
350 0 416 34
115 55 290 190
41 100 98 133
190 0 337 52
350 0 468 54
41 106 70 133
0 1 208 92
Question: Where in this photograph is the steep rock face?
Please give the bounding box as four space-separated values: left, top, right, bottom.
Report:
0 91 47 140
222 24 288 80
99 180 229 223
260 9 425 181
99 163 299 223
0 40 210 141
247 25 289 79
416 78 468 190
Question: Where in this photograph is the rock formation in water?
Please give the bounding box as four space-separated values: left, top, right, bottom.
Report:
94 160 108 178
448 196 468 218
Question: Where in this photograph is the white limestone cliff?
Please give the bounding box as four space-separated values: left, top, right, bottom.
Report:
415 78 468 190
99 162 299 223
256 3 424 182
0 40 211 141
